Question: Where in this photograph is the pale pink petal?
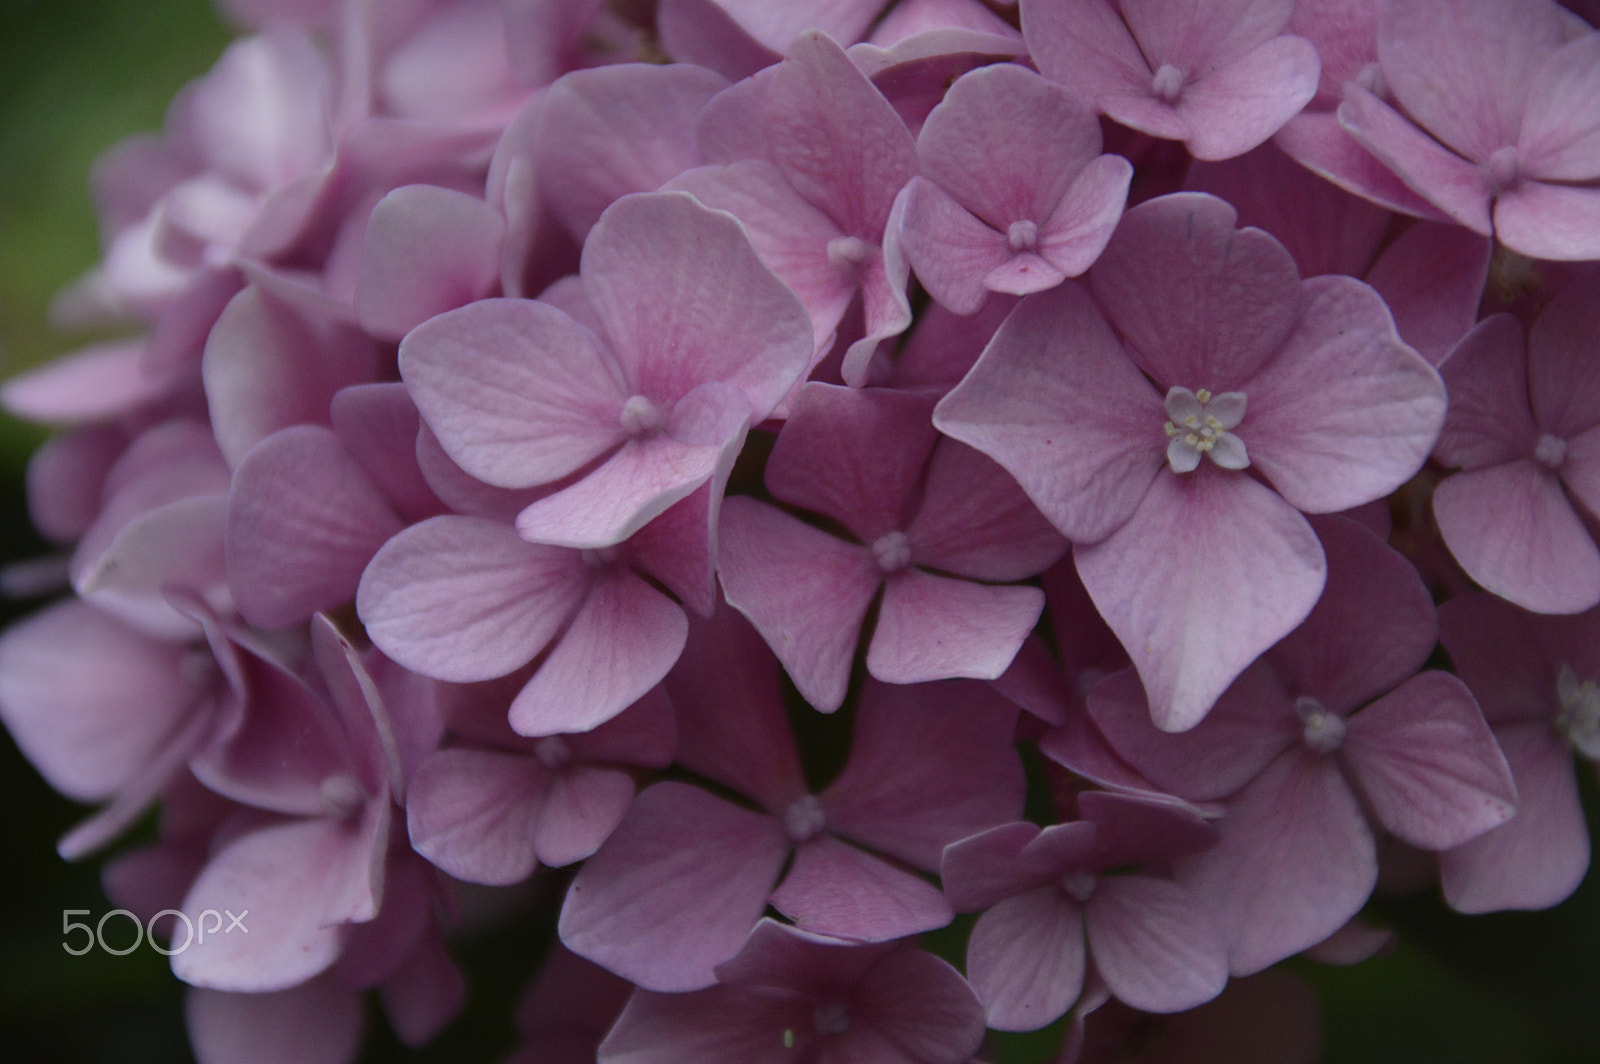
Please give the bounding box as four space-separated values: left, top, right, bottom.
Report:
1336 83 1492 233
537 63 731 239
405 748 546 885
1021 0 1152 102
1120 0 1297 74
536 766 638 866
1342 671 1517 850
932 281 1167 544
354 184 505 341
399 298 628 489
901 177 1020 314
581 191 813 417
1273 106 1457 220
1178 751 1376 975
1086 875 1228 1013
1244 275 1446 513
1440 722 1589 912
173 810 385 992
357 515 590 682
718 496 883 712
186 979 363 1064
851 947 987 1063
906 440 1067 581
1528 281 1600 440
1177 35 1321 161
1076 468 1326 732
1034 154 1134 278
765 31 918 239
770 835 953 941
941 821 1094 912
657 0 780 82
559 781 790 992
1433 460 1600 615
1089 192 1303 391
1519 33 1600 180
868 570 1043 684
1492 179 1600 262
228 425 403 629
509 568 688 735
966 886 1086 1032
513 420 745 550
329 383 439 523
1 339 175 424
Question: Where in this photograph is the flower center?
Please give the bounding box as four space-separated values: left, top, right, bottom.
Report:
1007 219 1040 252
1556 665 1600 759
1482 146 1521 197
814 1002 851 1037
1162 386 1249 473
1535 433 1568 470
619 394 662 436
535 736 573 770
1151 63 1186 103
1295 696 1347 755
784 794 828 842
319 773 365 818
827 236 876 269
871 531 912 573
1061 870 1098 903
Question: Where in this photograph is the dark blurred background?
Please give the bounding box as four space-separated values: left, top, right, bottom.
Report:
4 2 1600 1062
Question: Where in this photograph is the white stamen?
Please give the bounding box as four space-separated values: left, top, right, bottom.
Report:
1354 61 1387 98
1536 433 1568 470
1556 664 1600 759
1008 219 1040 251
814 1002 851 1037
1162 386 1249 473
319 774 365 817
871 531 912 573
1295 696 1347 755
1151 63 1186 103
784 794 828 842
827 236 875 268
535 736 573 770
1482 146 1521 196
619 394 662 436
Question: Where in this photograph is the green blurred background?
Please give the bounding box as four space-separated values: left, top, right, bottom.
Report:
4 2 1600 1061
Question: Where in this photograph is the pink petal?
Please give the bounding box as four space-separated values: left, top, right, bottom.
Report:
1440 722 1589 912
559 781 790 992
1336 83 1492 233
1086 875 1228 1013
537 766 638 867
186 979 364 1064
868 569 1043 684
405 748 547 885
513 418 746 550
1076 468 1326 732
765 383 938 541
770 835 953 941
1244 275 1446 514
173 809 386 992
329 383 439 523
1089 192 1303 392
1433 460 1600 615
1365 220 1492 365
932 281 1167 544
966 887 1086 1032
354 184 505 341
1178 750 1376 975
822 678 1024 869
1176 35 1322 161
1022 0 1152 103
357 515 591 682
1493 179 1600 261
537 63 730 239
228 425 403 629
941 820 1098 911
1519 33 1600 180
581 191 813 418
1343 671 1517 850
718 496 883 713
1433 315 1540 470
509 567 688 736
599 983 804 1064
901 177 1019 314
399 297 628 489
765 31 918 239
851 947 987 1064
1 339 175 424
1528 281 1600 440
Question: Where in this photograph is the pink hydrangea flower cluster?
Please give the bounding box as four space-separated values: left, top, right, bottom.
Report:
4 0 1600 1060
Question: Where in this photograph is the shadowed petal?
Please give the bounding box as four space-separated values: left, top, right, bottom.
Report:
967 886 1085 1032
